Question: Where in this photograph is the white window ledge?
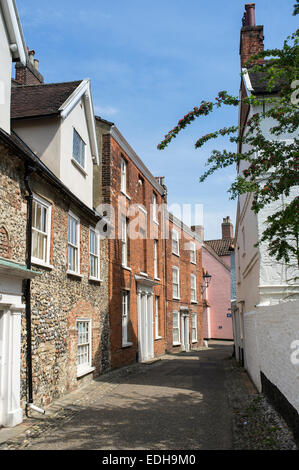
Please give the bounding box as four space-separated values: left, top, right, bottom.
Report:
192 340 198 344
155 336 162 341
122 265 132 272
172 252 180 257
77 366 95 379
173 297 181 301
154 277 161 281
191 262 197 265
122 342 133 349
120 191 131 201
67 270 83 279
139 272 148 277
71 158 88 177
31 259 54 270
153 219 159 226
173 342 181 346
191 301 198 305
89 277 103 284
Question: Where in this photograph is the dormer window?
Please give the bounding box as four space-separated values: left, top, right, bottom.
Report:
73 129 85 169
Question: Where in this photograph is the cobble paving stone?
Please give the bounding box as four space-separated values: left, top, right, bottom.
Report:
0 344 297 450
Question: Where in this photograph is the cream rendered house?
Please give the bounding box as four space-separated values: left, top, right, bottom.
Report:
11 79 99 209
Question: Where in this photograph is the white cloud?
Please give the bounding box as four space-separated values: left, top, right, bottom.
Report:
94 105 119 117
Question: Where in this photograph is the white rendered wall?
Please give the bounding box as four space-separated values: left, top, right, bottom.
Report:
243 300 299 413
0 8 12 133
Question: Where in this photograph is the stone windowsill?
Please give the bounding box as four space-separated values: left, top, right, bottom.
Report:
67 270 83 279
77 366 96 379
31 259 54 271
71 158 88 177
122 342 133 349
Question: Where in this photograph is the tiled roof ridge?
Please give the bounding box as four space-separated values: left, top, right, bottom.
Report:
13 79 83 89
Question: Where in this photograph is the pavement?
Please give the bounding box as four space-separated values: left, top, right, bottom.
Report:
0 341 235 450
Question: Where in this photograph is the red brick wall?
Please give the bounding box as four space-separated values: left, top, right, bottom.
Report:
240 25 264 67
165 219 204 352
98 128 167 369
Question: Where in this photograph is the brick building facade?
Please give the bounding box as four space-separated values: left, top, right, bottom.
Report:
95 118 168 368
165 213 204 353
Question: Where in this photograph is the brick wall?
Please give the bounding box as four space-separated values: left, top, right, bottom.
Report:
166 217 204 353
95 122 167 368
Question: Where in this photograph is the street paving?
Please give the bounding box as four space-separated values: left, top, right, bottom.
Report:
5 342 235 450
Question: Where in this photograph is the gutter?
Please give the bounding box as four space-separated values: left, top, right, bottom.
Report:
24 163 45 416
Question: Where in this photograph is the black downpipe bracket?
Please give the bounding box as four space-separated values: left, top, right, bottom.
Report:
24 163 35 415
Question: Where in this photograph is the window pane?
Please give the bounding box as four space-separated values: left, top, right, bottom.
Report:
73 129 85 168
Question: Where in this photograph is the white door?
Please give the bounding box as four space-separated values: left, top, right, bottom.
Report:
181 315 190 352
138 293 154 362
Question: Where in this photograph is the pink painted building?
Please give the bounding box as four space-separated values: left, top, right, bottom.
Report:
201 218 234 340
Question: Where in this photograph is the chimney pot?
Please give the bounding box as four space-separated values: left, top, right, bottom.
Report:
245 3 256 27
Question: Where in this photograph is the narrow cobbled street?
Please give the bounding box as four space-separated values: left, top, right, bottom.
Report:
0 342 296 451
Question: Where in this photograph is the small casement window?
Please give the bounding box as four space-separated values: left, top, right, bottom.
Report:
73 129 85 169
173 311 180 345
31 194 52 266
191 274 197 303
122 291 131 347
155 296 161 339
153 193 158 223
89 228 101 280
172 229 179 256
68 212 80 274
76 319 92 375
190 242 196 264
154 240 158 279
192 314 197 342
172 266 180 299
121 157 127 194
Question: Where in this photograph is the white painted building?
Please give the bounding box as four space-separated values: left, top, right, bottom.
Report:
233 4 299 429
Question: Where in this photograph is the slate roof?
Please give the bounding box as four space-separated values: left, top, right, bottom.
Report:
11 81 82 119
247 68 286 95
204 238 234 257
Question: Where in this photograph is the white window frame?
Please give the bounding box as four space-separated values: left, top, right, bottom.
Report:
191 274 197 303
173 311 181 345
31 193 52 268
121 157 127 195
67 211 81 276
155 296 161 340
192 313 198 343
172 266 180 300
190 241 196 264
172 229 180 256
72 128 86 170
152 193 158 224
122 290 132 347
76 318 93 377
121 215 128 268
89 227 101 281
154 240 159 279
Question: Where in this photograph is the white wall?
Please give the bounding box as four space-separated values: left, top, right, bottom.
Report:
244 300 299 413
60 98 94 209
0 8 12 133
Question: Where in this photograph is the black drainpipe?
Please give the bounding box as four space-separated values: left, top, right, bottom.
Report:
24 163 35 415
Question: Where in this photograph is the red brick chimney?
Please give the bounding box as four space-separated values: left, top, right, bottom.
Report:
222 217 233 239
14 49 44 86
191 225 204 243
240 3 264 68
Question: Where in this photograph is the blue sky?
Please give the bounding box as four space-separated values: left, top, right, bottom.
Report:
17 0 298 239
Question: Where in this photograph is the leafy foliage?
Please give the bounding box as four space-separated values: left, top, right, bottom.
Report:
158 9 299 269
